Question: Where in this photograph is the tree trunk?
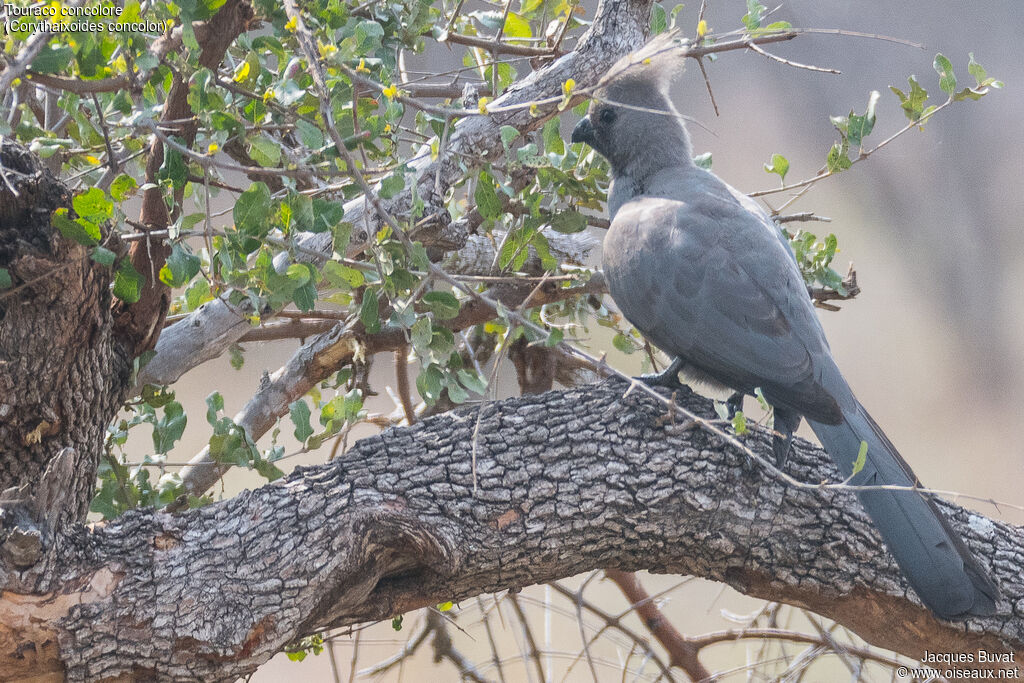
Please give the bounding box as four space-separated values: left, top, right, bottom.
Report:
0 140 134 519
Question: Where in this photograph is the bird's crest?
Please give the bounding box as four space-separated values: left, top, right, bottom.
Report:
595 29 687 98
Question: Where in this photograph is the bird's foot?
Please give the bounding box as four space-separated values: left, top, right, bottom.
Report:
725 391 744 418
635 357 691 395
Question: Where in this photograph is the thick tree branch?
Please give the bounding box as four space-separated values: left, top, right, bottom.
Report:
2 380 1020 680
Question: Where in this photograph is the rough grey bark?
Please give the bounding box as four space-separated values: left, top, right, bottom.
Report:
0 140 133 518
1 380 1020 681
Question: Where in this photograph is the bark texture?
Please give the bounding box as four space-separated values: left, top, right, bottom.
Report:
0 140 132 517
1 380 1020 681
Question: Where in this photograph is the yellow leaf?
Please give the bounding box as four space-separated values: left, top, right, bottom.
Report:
478 97 490 115
233 60 250 83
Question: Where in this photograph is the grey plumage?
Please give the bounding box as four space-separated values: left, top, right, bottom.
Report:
572 31 998 618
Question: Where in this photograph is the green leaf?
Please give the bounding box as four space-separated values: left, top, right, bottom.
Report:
933 53 957 96
159 243 201 288
612 331 637 354
73 188 114 224
953 87 987 102
474 170 502 220
185 278 211 310
415 364 445 404
0 268 11 290
283 193 315 233
233 182 272 235
502 12 531 38
731 411 747 435
360 291 381 334
742 0 766 30
762 153 789 183
158 143 188 189
322 260 364 289
379 171 406 199
846 90 879 148
30 45 74 74
54 211 100 246
457 368 488 395
206 391 224 425
542 117 564 156
249 136 282 167
423 290 460 320
437 600 454 612
312 199 345 234
90 246 117 267
410 316 432 352
826 141 851 173
890 76 929 122
543 328 563 347
446 378 468 404
650 3 667 34
289 400 313 442
500 125 519 153
967 52 987 86
153 401 187 454
391 615 403 631
113 260 145 303
516 142 548 167
229 344 245 370
296 119 325 149
109 174 138 202
293 281 317 312
549 209 587 234
851 440 868 476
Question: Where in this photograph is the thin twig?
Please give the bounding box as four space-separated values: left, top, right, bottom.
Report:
746 41 840 74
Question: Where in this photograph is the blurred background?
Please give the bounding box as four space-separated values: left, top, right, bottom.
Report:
131 0 1022 679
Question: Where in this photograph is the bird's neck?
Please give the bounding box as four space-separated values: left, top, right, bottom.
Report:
608 160 696 219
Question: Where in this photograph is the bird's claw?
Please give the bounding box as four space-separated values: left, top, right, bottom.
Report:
635 357 690 394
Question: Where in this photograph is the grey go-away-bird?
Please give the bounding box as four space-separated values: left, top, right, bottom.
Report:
570 32 998 618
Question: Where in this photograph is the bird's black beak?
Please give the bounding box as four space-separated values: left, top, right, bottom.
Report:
571 116 595 146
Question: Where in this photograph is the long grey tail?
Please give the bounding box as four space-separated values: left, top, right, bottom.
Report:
807 402 998 618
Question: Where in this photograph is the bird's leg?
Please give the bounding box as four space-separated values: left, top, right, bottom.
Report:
636 356 691 395
771 406 802 467
725 391 744 418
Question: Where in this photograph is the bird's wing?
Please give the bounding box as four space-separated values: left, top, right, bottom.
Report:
604 195 844 422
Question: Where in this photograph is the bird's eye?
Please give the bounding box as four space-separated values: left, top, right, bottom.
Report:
599 108 616 125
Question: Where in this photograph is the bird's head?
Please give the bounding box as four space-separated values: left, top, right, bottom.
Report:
570 30 692 176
